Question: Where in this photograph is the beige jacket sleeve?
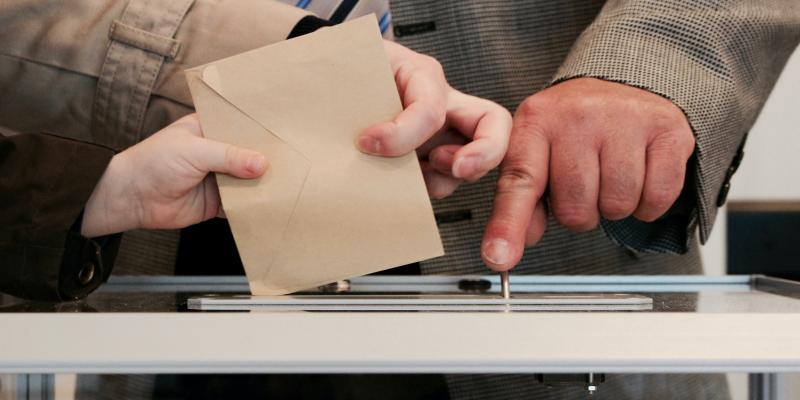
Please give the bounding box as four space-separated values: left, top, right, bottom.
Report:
0 0 308 149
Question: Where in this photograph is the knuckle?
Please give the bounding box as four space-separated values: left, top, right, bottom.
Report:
497 165 543 197
559 94 600 120
600 196 636 220
512 107 549 142
223 145 238 170
421 55 444 75
599 168 639 219
643 185 679 212
173 114 202 136
497 103 513 120
649 136 693 164
570 94 600 112
421 107 446 131
516 96 546 119
552 205 598 232
487 100 513 122
635 210 659 223
551 174 598 231
681 131 697 156
651 106 687 130
651 115 695 156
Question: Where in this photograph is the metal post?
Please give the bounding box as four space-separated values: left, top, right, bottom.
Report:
750 373 777 400
16 374 53 400
15 375 25 400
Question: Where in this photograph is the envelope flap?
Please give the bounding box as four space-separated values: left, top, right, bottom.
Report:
186 69 311 289
187 16 402 160
192 64 296 147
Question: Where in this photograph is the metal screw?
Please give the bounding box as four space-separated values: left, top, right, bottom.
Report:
587 372 597 395
588 384 597 395
500 271 510 299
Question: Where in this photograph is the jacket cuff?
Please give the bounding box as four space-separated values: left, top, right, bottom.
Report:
0 133 120 301
58 231 121 301
548 11 750 252
288 16 333 39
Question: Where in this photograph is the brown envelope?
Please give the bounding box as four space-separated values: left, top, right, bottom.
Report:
185 16 443 295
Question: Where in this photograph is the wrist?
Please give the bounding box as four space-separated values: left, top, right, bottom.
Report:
81 153 140 237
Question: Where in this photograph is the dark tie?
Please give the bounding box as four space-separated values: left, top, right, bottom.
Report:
280 0 394 39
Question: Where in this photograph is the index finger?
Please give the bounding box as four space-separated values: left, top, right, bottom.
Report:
481 115 550 271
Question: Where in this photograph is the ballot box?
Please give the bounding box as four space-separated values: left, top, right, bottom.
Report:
1 274 800 399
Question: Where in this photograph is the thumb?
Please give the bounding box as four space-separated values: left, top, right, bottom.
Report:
192 138 269 179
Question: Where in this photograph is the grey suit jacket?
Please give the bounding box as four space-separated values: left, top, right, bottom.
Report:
389 0 800 278
386 1 798 398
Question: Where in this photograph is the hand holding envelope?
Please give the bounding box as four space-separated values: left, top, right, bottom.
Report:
358 39 512 199
186 17 511 294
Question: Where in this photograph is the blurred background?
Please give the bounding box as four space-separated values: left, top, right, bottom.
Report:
700 45 800 400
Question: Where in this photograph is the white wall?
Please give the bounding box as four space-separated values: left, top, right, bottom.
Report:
700 46 800 275
699 46 800 400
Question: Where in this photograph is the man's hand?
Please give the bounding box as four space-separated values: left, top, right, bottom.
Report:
81 114 268 237
357 41 512 199
482 78 696 270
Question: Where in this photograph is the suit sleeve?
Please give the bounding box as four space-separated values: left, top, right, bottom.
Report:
0 133 121 301
552 0 800 253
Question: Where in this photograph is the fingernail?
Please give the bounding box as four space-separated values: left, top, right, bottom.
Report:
357 136 382 154
247 154 267 174
483 239 511 266
452 155 481 179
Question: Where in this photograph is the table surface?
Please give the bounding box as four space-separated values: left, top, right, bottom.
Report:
2 275 800 374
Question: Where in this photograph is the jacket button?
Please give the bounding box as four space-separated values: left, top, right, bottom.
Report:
78 262 96 286
716 182 731 207
731 148 745 172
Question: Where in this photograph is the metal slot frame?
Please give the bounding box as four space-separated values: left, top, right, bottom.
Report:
188 293 653 311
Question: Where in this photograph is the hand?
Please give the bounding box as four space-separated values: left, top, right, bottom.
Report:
81 114 268 237
482 78 696 270
357 41 512 199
